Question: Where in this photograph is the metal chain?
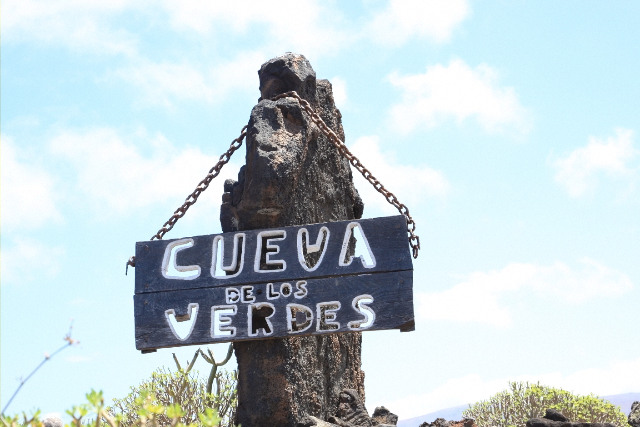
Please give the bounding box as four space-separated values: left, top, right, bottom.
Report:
126 126 248 272
126 90 421 273
151 126 248 241
272 91 421 259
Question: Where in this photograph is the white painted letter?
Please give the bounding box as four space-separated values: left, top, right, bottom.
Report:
348 295 375 330
339 223 376 268
165 303 199 341
297 226 330 271
162 238 201 280
241 285 255 303
267 283 280 300
248 303 275 337
225 287 240 304
211 233 245 279
254 230 287 273
211 305 237 337
317 301 341 331
286 303 313 333
280 282 292 297
294 280 308 299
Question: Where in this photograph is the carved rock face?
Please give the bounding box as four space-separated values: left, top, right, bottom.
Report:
259 53 318 104
221 53 363 232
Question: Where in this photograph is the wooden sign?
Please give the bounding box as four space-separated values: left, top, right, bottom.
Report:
134 215 414 352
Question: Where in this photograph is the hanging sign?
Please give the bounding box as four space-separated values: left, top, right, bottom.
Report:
133 215 414 353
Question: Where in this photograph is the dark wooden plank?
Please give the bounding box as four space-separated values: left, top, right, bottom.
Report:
134 270 414 352
134 215 412 294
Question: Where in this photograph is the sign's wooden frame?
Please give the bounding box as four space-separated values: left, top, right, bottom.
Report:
134 215 414 352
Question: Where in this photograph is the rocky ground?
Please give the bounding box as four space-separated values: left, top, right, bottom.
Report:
305 394 640 427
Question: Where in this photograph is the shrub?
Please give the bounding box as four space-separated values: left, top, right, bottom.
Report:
108 367 237 427
1 389 222 427
462 381 628 427
108 345 237 427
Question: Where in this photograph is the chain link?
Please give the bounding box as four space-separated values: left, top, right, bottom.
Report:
151 126 248 241
126 91 421 273
125 126 247 273
272 91 420 258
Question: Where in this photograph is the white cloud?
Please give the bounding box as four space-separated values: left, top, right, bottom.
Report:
2 1 474 111
208 51 272 100
417 258 633 328
1 136 62 231
536 357 640 397
389 357 640 420
1 0 139 55
161 0 259 34
388 59 531 135
48 127 241 219
3 0 471 60
330 76 348 109
1 238 65 285
387 374 507 420
112 60 215 108
161 0 349 58
349 136 450 216
110 50 267 108
365 0 470 45
552 128 638 197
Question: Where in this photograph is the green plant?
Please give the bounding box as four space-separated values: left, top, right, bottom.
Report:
1 410 44 427
463 381 628 427
1 389 222 427
108 367 208 426
1 343 236 427
108 346 237 427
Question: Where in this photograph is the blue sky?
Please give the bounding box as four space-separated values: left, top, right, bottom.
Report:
2 0 639 421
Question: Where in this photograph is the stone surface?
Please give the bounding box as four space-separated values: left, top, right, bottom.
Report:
545 409 569 422
223 92 362 231
629 401 640 427
221 53 365 426
526 421 616 427
420 418 476 427
371 406 398 426
526 409 616 427
300 390 398 427
328 389 373 427
43 414 63 427
299 415 341 427
259 52 318 105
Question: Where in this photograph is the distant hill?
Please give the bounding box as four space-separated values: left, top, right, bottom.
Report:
397 404 468 427
608 393 640 415
397 392 640 427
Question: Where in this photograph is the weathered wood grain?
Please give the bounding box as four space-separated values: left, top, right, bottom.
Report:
135 270 414 352
134 215 411 294
133 215 414 352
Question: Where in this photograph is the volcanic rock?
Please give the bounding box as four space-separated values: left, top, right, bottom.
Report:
420 418 476 427
221 52 364 426
629 401 640 427
526 408 616 427
371 406 399 425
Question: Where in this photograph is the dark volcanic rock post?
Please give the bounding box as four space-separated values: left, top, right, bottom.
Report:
220 53 365 426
